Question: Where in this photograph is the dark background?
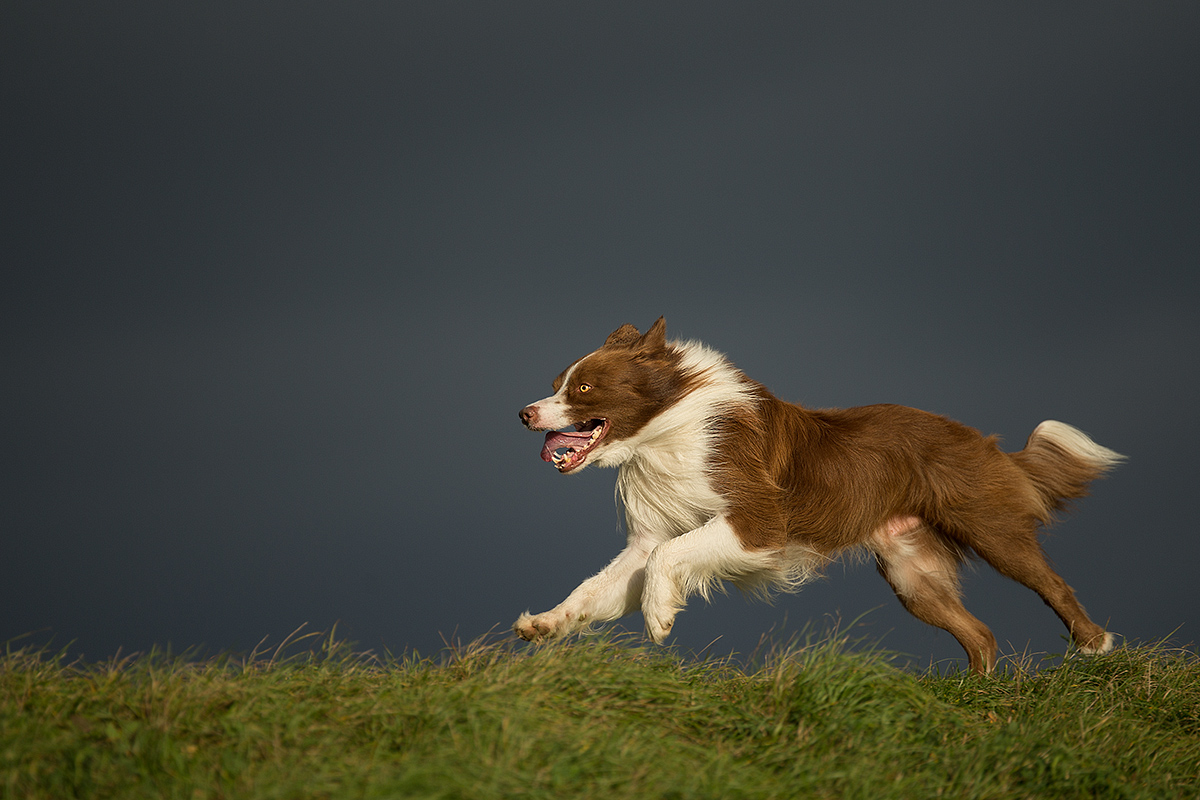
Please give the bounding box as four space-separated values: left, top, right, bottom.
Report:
3 3 1197 669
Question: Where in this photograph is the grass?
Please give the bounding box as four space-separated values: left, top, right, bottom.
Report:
2 628 1197 799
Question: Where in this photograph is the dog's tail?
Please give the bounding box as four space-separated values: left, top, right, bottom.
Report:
1010 420 1125 524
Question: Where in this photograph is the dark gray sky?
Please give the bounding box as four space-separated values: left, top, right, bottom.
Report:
3 3 1197 669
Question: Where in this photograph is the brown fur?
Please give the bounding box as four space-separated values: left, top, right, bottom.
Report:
714 383 1116 673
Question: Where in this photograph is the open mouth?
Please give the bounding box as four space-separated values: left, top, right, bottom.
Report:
540 419 609 472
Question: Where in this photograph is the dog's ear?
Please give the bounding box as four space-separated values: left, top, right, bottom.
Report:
604 324 642 348
637 316 667 351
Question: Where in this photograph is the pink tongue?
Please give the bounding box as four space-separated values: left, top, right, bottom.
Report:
540 430 594 462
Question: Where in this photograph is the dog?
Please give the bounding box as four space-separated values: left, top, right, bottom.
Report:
514 317 1121 673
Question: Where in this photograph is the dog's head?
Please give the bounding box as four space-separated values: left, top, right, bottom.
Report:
518 317 686 473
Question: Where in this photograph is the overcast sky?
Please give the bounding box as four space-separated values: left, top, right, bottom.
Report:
3 3 1197 670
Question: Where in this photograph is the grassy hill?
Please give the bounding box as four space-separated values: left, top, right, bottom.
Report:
2 630 1197 799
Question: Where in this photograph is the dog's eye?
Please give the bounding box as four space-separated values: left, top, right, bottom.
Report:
578 383 592 393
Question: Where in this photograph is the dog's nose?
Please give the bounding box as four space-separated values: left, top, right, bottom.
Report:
519 405 538 427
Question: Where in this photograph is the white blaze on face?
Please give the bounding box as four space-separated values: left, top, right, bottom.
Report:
527 353 591 430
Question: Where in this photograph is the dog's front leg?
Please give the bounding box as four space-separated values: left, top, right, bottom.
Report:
642 517 775 643
513 536 656 642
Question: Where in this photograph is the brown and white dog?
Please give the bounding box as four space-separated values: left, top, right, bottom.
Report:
514 317 1121 673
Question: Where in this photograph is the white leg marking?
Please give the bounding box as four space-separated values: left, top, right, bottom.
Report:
1078 631 1116 655
513 534 656 642
868 515 960 601
641 517 778 643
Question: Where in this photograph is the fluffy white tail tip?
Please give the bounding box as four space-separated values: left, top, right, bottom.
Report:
1033 420 1126 470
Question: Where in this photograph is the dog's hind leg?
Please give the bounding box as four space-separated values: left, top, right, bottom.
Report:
871 516 998 674
641 517 780 643
962 522 1113 656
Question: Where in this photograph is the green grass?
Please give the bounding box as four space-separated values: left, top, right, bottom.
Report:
2 629 1197 799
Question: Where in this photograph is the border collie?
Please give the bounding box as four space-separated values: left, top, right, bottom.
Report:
514 318 1121 673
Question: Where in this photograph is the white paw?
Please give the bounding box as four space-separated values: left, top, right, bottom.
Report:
513 610 572 642
1079 631 1116 655
643 606 676 644
641 563 682 644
